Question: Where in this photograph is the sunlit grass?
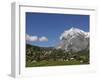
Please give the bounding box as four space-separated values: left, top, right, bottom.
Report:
26 60 89 67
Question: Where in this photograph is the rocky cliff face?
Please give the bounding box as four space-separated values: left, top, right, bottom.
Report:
56 27 89 52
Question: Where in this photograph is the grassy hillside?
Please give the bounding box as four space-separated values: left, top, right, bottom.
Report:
26 44 89 67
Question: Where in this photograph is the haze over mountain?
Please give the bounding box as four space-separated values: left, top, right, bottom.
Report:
56 27 89 52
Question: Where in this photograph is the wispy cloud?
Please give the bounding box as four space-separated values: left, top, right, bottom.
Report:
26 34 38 42
26 34 48 42
39 36 48 42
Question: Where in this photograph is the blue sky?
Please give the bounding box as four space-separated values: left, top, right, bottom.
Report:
26 12 89 47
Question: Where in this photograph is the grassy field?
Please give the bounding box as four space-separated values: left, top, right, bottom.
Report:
26 60 89 67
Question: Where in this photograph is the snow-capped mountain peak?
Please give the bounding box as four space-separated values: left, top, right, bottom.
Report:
60 27 86 40
57 27 89 52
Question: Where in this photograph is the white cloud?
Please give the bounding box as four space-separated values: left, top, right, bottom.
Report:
26 34 38 42
39 36 48 42
26 34 48 42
